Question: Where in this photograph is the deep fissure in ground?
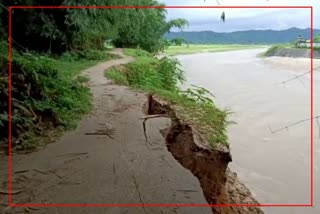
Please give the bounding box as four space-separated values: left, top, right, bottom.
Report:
143 94 264 214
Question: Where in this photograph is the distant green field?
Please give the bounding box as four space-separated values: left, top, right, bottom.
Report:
164 44 266 56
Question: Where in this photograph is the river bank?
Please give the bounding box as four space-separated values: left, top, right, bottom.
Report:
264 46 320 59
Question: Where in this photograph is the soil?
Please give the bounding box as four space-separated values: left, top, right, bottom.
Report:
146 95 263 214
0 49 263 214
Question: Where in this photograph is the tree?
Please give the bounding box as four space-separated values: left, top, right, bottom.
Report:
1 0 189 54
167 18 189 31
315 34 320 43
171 38 186 46
113 0 188 52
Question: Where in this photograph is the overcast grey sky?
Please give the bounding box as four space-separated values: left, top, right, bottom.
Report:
161 0 320 32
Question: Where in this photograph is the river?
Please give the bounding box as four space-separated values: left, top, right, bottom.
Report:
176 49 320 214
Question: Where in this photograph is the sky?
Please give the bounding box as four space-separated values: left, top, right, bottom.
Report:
160 0 320 32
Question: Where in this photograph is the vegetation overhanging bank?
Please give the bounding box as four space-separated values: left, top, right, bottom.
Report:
106 48 229 146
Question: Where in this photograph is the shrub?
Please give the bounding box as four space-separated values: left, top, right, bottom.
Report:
118 56 184 91
0 41 92 150
264 45 285 56
62 49 119 61
124 48 153 57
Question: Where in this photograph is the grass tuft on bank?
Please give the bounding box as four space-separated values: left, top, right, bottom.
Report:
105 48 229 146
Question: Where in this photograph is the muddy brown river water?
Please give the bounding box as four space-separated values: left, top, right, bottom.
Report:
177 49 320 214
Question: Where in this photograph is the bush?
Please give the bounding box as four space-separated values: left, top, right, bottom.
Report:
62 49 119 61
124 48 153 57
112 56 184 91
76 50 108 60
0 41 92 150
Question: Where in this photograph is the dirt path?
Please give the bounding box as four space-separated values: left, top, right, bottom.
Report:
0 49 211 214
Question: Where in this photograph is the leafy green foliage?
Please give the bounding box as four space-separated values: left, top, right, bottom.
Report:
105 51 228 146
180 85 215 106
62 50 119 61
75 75 90 83
167 18 189 31
165 87 228 145
112 56 183 91
170 38 186 46
124 48 153 58
1 0 188 54
0 41 107 150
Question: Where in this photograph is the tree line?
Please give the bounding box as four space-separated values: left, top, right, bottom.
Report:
0 0 188 54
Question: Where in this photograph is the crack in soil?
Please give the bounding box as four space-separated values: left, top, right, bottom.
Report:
142 94 264 214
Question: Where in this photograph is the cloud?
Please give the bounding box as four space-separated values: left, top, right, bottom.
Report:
160 0 320 32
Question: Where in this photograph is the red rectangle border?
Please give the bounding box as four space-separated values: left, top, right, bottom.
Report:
7 5 314 208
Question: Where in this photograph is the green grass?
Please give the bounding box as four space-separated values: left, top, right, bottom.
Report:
124 48 153 57
43 51 117 128
148 87 229 145
105 70 129 85
105 48 228 146
54 60 100 77
75 75 90 83
0 43 116 150
57 51 120 77
164 44 265 56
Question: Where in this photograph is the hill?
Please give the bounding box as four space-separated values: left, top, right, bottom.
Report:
166 28 320 44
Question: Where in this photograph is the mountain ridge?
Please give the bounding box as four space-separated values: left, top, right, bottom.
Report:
166 28 320 44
